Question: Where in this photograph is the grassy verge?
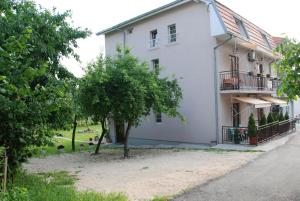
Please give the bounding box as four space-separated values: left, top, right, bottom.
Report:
13 171 128 201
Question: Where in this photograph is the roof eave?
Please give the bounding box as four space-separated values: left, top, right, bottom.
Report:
96 0 195 36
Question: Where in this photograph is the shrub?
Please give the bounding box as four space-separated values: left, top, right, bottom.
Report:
0 187 29 201
278 111 285 121
272 112 278 121
285 111 289 120
267 113 274 123
248 113 257 137
259 113 267 126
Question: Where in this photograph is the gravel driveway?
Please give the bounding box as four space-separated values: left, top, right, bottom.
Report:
24 148 260 201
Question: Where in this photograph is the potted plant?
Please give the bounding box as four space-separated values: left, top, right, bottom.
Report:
285 111 289 120
259 113 267 126
267 113 274 124
248 71 254 76
278 111 284 122
266 74 271 78
248 113 257 145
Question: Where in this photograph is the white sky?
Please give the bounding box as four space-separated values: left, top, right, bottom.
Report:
34 0 300 77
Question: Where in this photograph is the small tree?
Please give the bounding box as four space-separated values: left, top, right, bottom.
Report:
108 47 183 158
78 56 111 154
272 112 279 121
248 113 257 137
285 111 290 120
259 113 267 126
278 111 284 121
267 113 274 124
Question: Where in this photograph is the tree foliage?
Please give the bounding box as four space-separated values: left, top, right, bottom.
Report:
79 48 183 157
248 113 256 137
275 38 300 99
0 0 89 173
78 56 111 154
108 48 183 157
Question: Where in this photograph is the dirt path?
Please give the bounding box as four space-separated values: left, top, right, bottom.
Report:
24 149 260 201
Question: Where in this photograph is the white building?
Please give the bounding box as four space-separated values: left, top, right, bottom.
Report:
98 0 297 146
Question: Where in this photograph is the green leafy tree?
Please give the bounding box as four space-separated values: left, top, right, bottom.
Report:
248 113 257 137
278 111 284 121
108 48 183 157
78 56 111 154
0 0 89 174
259 113 267 126
285 111 289 120
274 38 300 99
267 113 274 124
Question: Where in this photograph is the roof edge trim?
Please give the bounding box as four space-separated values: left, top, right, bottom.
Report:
97 0 194 35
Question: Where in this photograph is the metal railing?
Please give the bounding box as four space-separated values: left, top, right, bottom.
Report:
222 126 249 144
222 118 296 145
219 70 280 91
257 118 296 143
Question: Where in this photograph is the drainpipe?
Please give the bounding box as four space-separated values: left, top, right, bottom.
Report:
213 34 233 144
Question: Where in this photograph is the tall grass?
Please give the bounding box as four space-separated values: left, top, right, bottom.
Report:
13 171 128 201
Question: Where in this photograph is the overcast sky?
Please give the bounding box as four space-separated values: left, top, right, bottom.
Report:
34 0 300 77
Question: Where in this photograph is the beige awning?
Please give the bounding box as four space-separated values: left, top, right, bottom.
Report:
260 96 288 106
234 97 272 108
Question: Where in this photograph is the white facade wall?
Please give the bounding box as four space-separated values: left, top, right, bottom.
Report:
105 1 218 145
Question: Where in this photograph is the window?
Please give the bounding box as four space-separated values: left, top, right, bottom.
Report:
234 17 249 39
261 33 271 49
168 24 177 43
150 29 158 48
155 112 162 123
151 59 159 72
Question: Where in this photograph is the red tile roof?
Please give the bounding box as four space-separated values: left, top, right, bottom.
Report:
215 1 276 50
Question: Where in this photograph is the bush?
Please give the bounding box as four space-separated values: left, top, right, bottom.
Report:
267 113 274 124
259 113 267 126
285 111 289 120
278 111 285 121
0 187 29 201
272 112 279 121
248 113 257 137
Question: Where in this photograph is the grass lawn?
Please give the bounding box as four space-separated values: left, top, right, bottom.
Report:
12 171 128 201
34 124 104 156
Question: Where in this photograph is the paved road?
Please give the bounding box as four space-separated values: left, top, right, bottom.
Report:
172 132 300 201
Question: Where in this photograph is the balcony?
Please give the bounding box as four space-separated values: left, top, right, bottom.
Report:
219 71 281 94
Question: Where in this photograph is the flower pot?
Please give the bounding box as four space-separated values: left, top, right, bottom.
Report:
266 74 270 78
248 71 254 76
249 136 257 145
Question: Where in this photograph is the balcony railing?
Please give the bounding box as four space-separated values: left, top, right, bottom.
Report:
219 71 280 92
222 118 296 145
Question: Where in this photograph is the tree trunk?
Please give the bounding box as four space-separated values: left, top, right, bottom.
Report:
71 115 77 151
94 120 107 154
124 123 132 158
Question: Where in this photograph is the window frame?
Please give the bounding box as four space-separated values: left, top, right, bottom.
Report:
234 17 249 39
155 112 162 123
150 29 158 48
168 24 177 43
151 59 159 71
261 33 271 49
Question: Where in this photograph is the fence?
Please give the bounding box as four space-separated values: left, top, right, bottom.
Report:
222 118 296 145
